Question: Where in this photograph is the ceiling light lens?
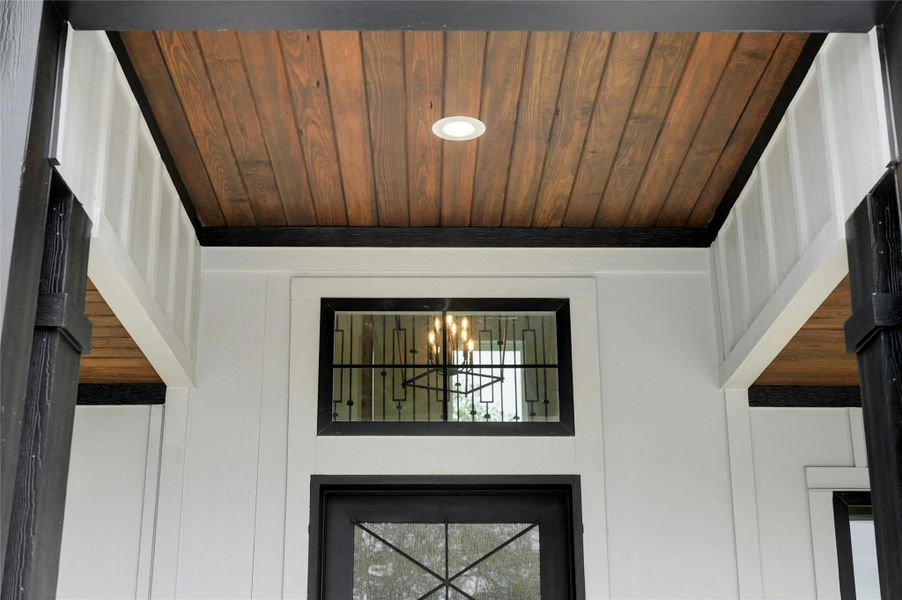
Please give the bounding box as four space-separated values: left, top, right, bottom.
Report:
442 120 477 138
432 116 485 141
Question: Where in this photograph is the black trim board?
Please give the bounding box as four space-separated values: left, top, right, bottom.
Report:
76 384 166 406
64 1 896 32
199 226 710 248
748 385 862 407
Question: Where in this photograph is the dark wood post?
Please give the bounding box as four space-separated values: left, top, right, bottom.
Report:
844 169 902 598
1 174 93 600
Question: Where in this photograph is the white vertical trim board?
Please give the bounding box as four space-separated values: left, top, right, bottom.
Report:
725 389 764 598
55 27 200 386
714 31 891 388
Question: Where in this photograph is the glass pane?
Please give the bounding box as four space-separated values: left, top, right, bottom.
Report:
353 526 442 599
363 523 446 575
332 308 561 423
451 526 541 599
850 516 880 599
447 523 533 576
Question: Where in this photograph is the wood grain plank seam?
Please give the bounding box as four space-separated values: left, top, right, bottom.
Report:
400 31 414 227
241 32 321 225
615 32 703 227
587 32 659 227
622 33 738 227
150 32 236 226
310 31 352 226
466 30 494 227
192 31 271 226
655 33 782 227
437 31 448 226
520 31 574 228
532 32 611 227
358 30 382 226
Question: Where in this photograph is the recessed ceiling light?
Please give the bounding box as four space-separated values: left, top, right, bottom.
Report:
432 116 486 141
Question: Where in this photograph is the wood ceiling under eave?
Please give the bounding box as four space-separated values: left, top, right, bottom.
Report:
118 30 811 230
756 277 858 387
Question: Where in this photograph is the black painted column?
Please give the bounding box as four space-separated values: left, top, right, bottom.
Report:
1 175 92 600
844 170 902 598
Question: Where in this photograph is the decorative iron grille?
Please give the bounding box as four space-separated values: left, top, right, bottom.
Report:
318 299 573 435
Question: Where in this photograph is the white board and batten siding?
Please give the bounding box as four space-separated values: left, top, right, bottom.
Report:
713 32 892 388
54 28 200 386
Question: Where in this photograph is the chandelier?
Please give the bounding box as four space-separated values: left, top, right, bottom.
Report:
401 314 505 397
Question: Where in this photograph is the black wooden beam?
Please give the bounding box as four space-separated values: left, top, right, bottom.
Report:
197 226 710 248
62 0 896 32
748 385 861 408
2 174 93 600
843 169 902 598
0 1 64 579
76 384 166 406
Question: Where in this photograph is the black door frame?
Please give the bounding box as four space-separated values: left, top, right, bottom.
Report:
308 475 585 599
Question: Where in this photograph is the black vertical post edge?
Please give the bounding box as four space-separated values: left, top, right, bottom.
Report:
2 174 93 600
843 170 902 598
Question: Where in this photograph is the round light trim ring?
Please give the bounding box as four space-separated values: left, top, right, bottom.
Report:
432 116 486 141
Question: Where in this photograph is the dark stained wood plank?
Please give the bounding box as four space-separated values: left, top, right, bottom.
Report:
440 31 486 226
501 32 571 227
196 31 287 226
120 32 224 226
593 32 697 226
655 32 782 226
361 31 409 226
319 31 378 226
81 279 161 384
531 32 611 227
154 31 255 225
623 32 739 226
278 31 348 226
689 33 808 227
238 31 318 225
564 32 654 227
405 31 444 226
470 31 529 227
757 276 857 386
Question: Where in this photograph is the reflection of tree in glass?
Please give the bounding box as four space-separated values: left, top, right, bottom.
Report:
352 523 540 600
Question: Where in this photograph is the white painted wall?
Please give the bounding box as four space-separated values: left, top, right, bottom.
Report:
58 405 163 600
55 29 200 386
148 247 737 599
714 32 891 387
748 406 868 599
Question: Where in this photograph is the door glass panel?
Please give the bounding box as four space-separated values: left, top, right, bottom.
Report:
353 526 442 599
447 523 533 576
353 522 541 599
451 526 541 599
850 514 880 599
364 522 446 574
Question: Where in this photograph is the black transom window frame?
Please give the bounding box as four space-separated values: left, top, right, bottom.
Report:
317 298 575 436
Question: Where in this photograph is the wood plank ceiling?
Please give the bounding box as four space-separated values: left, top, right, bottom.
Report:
80 279 161 384
120 30 810 229
756 277 858 386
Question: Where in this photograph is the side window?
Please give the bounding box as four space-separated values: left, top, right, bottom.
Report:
317 299 574 435
834 492 880 599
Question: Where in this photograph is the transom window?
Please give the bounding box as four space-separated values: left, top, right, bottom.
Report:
317 299 574 435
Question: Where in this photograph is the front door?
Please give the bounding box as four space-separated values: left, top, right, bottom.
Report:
309 477 584 599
